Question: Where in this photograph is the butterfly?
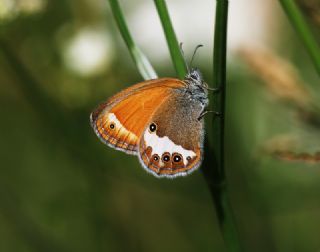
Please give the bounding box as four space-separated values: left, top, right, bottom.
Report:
90 68 210 178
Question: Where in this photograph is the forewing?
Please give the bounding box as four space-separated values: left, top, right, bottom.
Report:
90 78 185 154
138 92 204 177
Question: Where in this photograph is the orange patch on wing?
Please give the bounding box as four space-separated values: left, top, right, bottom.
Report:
91 78 185 154
110 89 171 137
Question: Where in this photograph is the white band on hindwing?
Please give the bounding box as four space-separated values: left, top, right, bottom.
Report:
144 130 196 165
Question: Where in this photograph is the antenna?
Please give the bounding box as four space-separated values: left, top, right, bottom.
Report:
179 42 190 73
190 44 203 68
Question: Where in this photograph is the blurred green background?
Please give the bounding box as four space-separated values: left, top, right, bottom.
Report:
0 0 320 251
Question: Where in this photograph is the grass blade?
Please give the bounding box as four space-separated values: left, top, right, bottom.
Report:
109 0 158 80
154 0 187 79
279 0 320 76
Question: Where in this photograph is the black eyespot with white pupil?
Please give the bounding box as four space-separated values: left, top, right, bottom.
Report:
163 155 170 162
110 123 115 129
173 155 182 163
149 123 157 133
153 155 159 161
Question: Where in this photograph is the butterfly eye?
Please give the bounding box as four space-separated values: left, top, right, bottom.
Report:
191 74 197 79
109 123 115 130
149 123 157 133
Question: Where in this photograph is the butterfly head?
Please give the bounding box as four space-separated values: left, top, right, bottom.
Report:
185 68 202 84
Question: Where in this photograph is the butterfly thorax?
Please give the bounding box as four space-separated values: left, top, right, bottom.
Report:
183 69 209 108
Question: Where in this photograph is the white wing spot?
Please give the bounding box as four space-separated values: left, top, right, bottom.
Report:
108 113 122 128
108 113 138 138
144 130 196 165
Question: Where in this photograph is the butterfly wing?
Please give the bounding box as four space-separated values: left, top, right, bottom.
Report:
138 91 205 178
90 78 186 154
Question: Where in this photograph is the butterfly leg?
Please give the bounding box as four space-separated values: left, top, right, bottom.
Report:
202 81 222 93
198 110 221 120
207 86 222 94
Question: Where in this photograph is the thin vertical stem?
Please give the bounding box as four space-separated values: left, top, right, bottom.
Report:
109 0 157 80
203 0 243 251
212 0 228 180
279 0 320 76
154 0 187 79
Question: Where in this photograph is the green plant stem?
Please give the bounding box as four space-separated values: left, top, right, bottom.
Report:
279 0 320 76
154 0 187 79
204 0 243 251
109 0 157 80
